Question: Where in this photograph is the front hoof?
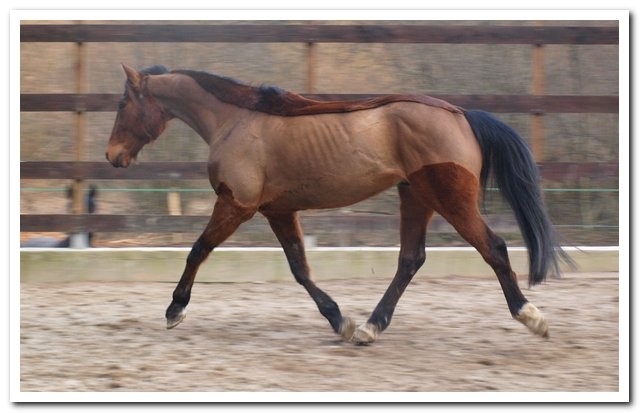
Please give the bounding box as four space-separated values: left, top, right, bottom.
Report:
515 303 549 338
338 317 356 341
351 323 379 345
166 302 187 329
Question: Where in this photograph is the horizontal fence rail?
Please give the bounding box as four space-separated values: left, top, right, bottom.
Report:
20 24 619 44
20 161 619 182
20 93 619 114
20 213 517 234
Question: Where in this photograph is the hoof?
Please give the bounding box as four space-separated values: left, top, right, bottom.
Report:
338 317 356 341
515 303 549 338
166 303 187 329
351 323 380 345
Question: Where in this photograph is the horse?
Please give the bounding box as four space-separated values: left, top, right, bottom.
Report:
106 64 568 344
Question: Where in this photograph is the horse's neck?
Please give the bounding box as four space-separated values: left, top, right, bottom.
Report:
148 74 235 145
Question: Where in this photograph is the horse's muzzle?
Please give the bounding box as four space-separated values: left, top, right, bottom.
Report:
106 151 129 168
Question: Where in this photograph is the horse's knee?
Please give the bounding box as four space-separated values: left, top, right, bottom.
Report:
398 249 426 276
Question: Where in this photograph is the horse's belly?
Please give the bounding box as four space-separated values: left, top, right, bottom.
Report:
261 171 402 212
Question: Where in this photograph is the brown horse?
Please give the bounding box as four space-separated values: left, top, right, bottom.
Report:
106 64 567 344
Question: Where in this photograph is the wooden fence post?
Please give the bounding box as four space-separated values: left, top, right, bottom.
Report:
306 42 316 93
70 27 89 247
72 37 87 214
531 21 545 161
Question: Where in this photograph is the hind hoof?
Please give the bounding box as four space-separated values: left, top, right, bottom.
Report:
351 323 380 345
515 303 549 338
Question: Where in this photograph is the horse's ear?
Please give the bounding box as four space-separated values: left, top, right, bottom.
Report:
122 63 141 91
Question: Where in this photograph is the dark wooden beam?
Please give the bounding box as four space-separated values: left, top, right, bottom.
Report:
20 24 618 45
20 161 209 180
20 213 515 234
20 161 619 181
21 93 619 114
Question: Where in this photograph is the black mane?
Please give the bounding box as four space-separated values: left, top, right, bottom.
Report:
141 65 170 76
171 69 286 112
168 68 462 116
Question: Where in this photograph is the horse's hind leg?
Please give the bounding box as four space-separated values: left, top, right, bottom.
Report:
352 182 434 345
166 191 255 329
263 211 356 341
410 162 549 338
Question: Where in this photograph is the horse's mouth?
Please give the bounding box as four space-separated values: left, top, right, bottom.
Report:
106 151 131 168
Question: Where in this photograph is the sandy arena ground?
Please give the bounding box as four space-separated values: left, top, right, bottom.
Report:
20 273 619 394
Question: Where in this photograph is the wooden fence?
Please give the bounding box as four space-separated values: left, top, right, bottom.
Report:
20 23 619 235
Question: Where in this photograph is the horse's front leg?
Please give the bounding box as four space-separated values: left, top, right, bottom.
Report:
166 192 255 329
262 210 356 341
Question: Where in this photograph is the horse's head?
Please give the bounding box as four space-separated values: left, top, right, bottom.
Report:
106 64 171 168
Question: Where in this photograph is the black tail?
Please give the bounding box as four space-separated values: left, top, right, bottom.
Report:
464 109 570 285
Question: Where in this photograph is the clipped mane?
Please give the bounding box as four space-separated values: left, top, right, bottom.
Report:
171 69 462 116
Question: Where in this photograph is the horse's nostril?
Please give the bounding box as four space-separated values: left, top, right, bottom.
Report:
115 153 124 167
106 151 124 167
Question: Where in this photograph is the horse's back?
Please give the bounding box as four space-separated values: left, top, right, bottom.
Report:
264 100 479 172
